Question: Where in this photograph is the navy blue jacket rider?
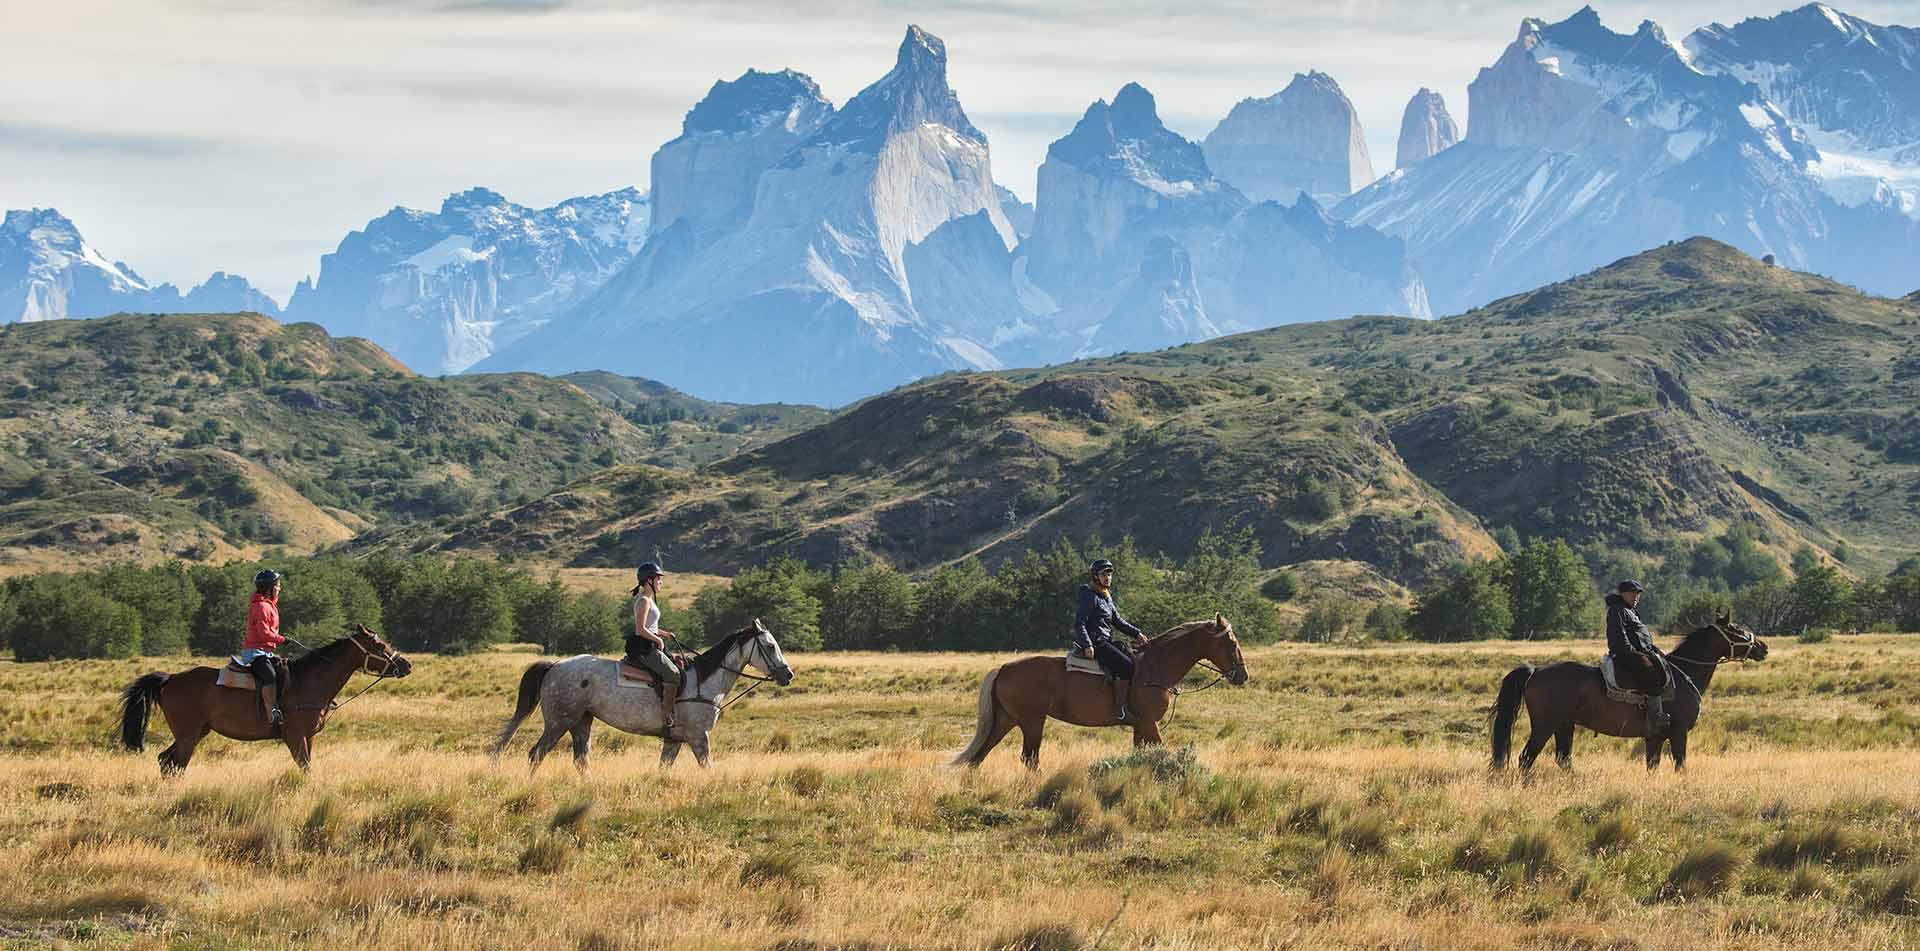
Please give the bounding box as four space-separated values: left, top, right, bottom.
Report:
1605 593 1657 658
1076 584 1143 679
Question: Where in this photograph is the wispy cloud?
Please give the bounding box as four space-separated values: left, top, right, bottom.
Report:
0 120 220 158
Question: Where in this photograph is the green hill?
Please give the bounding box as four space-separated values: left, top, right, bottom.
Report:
0 314 817 571
390 239 1919 587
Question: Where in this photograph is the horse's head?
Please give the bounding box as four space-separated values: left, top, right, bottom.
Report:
1712 610 1767 663
1205 613 1248 686
744 618 794 686
351 623 413 678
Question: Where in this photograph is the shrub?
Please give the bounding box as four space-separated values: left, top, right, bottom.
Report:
1297 596 1366 643
1409 561 1513 642
1261 571 1300 602
1504 827 1563 879
1333 811 1391 854
517 834 573 874
1858 864 1920 915
1088 746 1203 785
7 576 142 660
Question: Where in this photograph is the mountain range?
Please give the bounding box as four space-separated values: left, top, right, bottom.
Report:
7 5 1919 407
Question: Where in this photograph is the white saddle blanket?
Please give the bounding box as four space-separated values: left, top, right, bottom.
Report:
1063 652 1109 677
216 667 256 690
1599 655 1675 705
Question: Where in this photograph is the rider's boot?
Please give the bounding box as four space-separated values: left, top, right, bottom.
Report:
662 677 680 736
261 683 284 728
1645 694 1671 732
1113 678 1131 724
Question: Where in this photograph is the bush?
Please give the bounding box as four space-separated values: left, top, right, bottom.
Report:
1363 603 1409 641
8 576 142 660
692 558 822 650
1260 571 1299 602
1409 561 1513 642
384 558 514 654
1501 539 1598 639
1296 596 1366 642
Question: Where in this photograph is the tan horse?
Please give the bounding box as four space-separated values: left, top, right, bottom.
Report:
119 624 411 774
949 614 1248 769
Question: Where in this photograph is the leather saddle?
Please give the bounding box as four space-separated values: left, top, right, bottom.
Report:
217 655 287 691
1599 654 1675 706
1063 651 1110 678
616 652 693 689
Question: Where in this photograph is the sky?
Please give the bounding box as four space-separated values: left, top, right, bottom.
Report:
7 0 1918 302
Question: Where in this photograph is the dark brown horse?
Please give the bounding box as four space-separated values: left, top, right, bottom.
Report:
949 614 1248 769
119 624 411 774
1490 611 1768 772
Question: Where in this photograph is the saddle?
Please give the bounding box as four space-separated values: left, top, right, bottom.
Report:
616 652 693 689
1599 654 1675 706
1063 652 1110 678
217 655 288 691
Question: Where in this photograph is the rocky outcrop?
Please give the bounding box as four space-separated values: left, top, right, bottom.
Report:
1202 71 1374 205
284 187 647 374
1395 88 1459 169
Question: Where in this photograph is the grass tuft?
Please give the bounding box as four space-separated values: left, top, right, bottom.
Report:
784 766 827 799
518 833 573 874
1088 746 1203 784
1030 769 1086 810
1049 790 1103 837
1857 864 1920 915
550 795 594 835
1588 814 1635 853
1786 862 1839 900
1503 827 1563 879
1662 843 1745 901
1332 810 1391 855
992 923 1086 951
739 851 814 888
1757 822 1875 869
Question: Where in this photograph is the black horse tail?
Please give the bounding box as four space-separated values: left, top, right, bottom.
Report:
120 672 168 752
1489 665 1533 770
492 661 555 759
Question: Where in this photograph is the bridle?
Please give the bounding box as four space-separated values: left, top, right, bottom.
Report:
675 632 789 715
278 631 407 713
1148 624 1247 731
1669 623 1760 670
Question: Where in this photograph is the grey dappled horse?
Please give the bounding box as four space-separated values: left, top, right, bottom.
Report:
492 620 794 772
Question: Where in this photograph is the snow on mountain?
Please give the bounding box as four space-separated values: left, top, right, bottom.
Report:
1202 71 1375 205
1339 6 1919 313
1396 88 1459 169
284 186 647 375
648 69 831 242
1 208 280 323
1019 82 1426 358
1686 4 1920 219
479 26 1020 406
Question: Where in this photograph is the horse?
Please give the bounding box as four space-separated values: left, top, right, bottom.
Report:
119 624 412 775
492 618 794 773
949 614 1249 769
1489 611 1769 772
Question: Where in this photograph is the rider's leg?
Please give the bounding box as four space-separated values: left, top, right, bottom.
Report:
638 646 681 733
1093 641 1136 723
249 656 282 726
1641 652 1671 730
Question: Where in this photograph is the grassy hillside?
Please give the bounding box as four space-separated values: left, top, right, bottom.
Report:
397 239 1918 587
3 638 1917 948
559 371 829 467
0 315 754 571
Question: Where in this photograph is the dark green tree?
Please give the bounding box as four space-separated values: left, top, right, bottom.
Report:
1409 561 1514 642
9 576 142 660
1502 539 1600 639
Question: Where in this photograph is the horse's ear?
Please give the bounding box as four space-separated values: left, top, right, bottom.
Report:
1716 609 1731 626
1214 612 1227 631
355 623 373 636
753 617 769 633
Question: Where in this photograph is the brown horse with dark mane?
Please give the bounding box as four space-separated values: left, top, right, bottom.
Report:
119 624 411 774
1490 611 1767 772
949 614 1248 769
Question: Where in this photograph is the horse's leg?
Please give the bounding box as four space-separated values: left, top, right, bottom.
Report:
1644 736 1665 771
527 715 572 777
1132 719 1164 747
1517 724 1552 772
688 731 712 769
570 717 593 776
283 731 313 771
157 698 209 777
660 740 683 768
1669 731 1688 772
1553 723 1575 770
1017 714 1047 770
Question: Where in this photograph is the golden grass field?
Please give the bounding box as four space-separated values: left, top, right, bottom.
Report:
2 635 1918 950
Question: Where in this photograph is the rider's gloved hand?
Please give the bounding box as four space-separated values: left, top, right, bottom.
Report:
1078 647 1094 659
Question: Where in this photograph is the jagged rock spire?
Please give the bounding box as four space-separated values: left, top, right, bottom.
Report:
1396 88 1459 169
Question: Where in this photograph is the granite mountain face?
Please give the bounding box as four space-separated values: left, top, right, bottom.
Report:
2 209 281 324
1341 7 1920 314
1202 71 1375 206
1395 89 1459 169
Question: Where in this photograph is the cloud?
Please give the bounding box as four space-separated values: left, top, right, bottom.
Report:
0 120 221 158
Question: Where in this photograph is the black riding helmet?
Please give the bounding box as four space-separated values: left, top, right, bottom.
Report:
636 562 666 581
255 569 282 588
1090 559 1116 576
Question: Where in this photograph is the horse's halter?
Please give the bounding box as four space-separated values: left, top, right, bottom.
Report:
339 632 405 676
1716 623 1761 662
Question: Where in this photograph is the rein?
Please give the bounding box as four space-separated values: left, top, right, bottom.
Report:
282 634 403 713
674 639 783 716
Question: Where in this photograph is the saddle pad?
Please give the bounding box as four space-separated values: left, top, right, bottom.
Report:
216 668 257 690
1063 653 1108 677
616 661 657 688
1599 655 1674 705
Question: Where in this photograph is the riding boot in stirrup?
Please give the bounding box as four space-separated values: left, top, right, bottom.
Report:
1113 678 1131 725
1645 694 1671 733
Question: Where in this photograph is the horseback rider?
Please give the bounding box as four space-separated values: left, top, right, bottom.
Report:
626 562 682 734
240 569 287 728
1605 580 1670 730
1074 559 1148 723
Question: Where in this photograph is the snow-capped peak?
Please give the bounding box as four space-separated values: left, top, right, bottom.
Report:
806 24 983 152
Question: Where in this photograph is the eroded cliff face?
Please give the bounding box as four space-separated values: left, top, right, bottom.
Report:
647 69 832 244
1396 88 1460 169
1202 71 1374 205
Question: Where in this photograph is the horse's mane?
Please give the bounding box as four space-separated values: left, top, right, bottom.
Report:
288 636 358 674
1141 619 1218 650
688 626 756 680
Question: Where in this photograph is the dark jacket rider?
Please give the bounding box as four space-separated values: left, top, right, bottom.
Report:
1605 580 1670 730
1074 559 1147 723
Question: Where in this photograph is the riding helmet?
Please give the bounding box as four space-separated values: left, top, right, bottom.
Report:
1617 579 1646 593
1090 559 1116 575
254 569 282 587
636 562 666 581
